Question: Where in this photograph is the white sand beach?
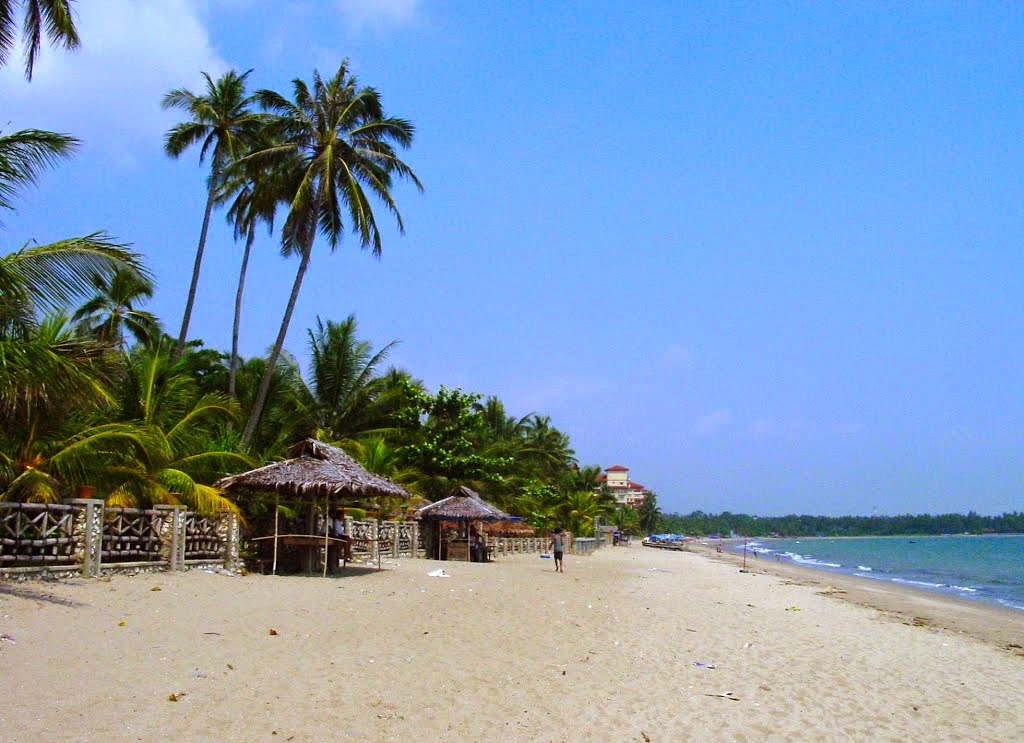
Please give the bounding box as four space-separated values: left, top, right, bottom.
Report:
2 545 1022 742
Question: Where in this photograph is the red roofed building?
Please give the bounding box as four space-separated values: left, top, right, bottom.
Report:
597 465 647 507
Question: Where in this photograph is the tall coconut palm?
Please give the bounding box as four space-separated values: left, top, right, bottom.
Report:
72 267 159 347
219 143 282 398
162 69 263 358
239 61 422 448
0 0 79 80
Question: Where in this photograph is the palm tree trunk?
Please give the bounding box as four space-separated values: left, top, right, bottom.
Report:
240 243 313 449
228 225 255 400
173 159 220 359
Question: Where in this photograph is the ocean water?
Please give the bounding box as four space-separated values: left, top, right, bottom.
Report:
737 535 1024 612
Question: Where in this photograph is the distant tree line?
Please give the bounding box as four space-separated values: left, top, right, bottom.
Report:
657 510 1024 537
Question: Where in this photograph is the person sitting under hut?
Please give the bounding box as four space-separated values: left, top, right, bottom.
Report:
329 508 353 568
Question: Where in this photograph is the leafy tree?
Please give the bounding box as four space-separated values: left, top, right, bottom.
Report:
396 386 512 500
162 69 263 357
239 60 422 448
0 0 79 80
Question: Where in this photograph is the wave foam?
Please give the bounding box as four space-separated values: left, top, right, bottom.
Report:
891 577 944 588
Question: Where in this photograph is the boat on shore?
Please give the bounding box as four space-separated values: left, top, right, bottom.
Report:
642 533 694 551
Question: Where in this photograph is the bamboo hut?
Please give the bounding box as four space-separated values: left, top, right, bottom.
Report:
215 438 410 575
415 486 516 562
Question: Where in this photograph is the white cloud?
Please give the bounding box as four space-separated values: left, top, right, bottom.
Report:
691 409 733 438
0 0 227 163
336 0 421 31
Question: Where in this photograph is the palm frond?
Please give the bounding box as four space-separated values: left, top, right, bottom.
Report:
0 128 79 216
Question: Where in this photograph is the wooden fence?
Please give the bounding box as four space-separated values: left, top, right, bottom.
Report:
0 499 239 579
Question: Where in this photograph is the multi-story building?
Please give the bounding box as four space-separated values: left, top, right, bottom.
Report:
597 464 647 508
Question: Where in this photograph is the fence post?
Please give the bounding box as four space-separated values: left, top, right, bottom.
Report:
155 506 175 570
67 498 103 577
176 508 187 569
221 510 240 570
372 520 380 562
411 522 419 558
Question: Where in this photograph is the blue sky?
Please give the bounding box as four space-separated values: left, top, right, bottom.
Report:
4 1 1022 516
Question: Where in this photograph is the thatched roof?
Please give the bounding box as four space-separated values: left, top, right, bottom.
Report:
214 439 410 501
415 485 515 522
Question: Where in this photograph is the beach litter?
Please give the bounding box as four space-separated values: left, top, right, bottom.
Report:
539 553 552 559
0 633 16 644
785 606 802 612
427 569 450 578
693 661 717 669
704 691 739 701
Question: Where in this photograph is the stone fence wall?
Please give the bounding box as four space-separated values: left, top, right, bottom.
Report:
2 501 597 581
0 500 238 580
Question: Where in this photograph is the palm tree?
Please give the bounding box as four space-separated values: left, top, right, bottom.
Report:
305 314 397 440
239 61 422 449
560 490 606 539
162 69 263 358
520 414 576 482
0 128 78 218
1 238 146 425
232 351 311 457
637 492 662 535
72 267 160 347
104 341 252 514
0 0 79 80
0 311 113 434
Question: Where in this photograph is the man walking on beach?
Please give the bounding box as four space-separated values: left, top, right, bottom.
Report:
551 528 565 573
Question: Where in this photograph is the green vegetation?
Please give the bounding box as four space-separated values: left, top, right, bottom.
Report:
658 510 1024 537
0 33 633 530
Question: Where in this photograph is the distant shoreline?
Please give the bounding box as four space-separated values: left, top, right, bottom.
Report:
719 533 1024 540
683 540 1023 650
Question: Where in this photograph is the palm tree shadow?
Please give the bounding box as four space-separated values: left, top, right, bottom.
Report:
0 582 84 607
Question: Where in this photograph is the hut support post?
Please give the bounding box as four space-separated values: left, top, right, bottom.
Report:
272 495 280 576
322 498 330 578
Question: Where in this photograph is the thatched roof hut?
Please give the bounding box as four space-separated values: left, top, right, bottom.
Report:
214 439 410 576
214 438 409 501
415 485 514 522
